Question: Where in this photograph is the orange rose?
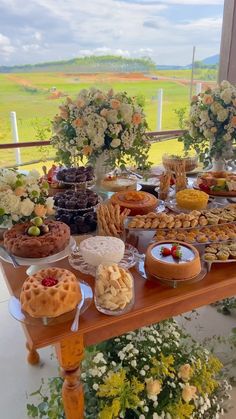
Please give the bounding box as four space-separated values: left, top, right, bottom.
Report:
60 106 69 120
82 145 92 156
146 379 162 397
203 95 213 105
100 108 108 117
132 113 142 125
178 364 193 381
110 99 121 109
46 207 55 215
182 384 197 403
74 118 84 127
15 187 26 197
34 204 47 217
231 116 236 127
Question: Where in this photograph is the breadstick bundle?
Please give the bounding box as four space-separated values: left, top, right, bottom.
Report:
159 170 171 201
97 203 130 237
174 160 187 192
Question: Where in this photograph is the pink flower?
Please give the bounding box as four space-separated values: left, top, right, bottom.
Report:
132 113 142 125
100 108 108 117
182 384 197 403
110 99 121 109
203 95 214 105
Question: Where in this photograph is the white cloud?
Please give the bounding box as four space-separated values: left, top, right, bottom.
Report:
0 33 15 56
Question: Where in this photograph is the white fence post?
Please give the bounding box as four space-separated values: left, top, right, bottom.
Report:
157 89 163 131
10 111 21 166
195 82 202 95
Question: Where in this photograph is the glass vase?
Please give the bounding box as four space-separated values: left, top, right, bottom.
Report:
93 152 113 187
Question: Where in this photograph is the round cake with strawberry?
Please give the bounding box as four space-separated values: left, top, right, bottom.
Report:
145 241 201 281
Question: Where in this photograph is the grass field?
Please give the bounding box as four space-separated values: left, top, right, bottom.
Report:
0 71 194 170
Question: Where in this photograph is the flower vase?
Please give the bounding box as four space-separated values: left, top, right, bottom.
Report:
93 152 113 188
211 157 226 172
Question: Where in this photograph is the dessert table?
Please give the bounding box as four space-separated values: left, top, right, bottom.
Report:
1 252 236 419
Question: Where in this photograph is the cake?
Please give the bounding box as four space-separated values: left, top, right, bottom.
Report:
4 219 70 258
197 171 236 196
145 241 201 281
20 268 82 318
79 236 125 266
101 175 137 192
95 264 133 312
110 191 158 216
176 189 209 210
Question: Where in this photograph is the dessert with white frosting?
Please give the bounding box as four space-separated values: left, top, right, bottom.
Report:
79 236 125 266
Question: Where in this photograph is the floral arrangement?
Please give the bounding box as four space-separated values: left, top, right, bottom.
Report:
0 169 54 227
27 320 231 419
51 88 150 169
180 80 236 167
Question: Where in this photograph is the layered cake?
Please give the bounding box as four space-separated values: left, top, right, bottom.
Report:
101 174 137 192
4 219 70 258
110 191 158 216
145 241 201 281
79 236 125 266
176 189 209 210
197 171 236 196
20 268 82 318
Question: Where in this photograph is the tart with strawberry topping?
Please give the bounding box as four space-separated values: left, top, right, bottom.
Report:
145 241 201 281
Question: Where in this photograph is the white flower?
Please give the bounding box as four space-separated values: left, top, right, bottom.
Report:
220 88 232 104
143 406 149 412
220 80 231 89
140 369 146 376
131 360 137 368
46 197 54 209
139 415 145 419
92 383 99 391
106 109 118 124
111 138 121 148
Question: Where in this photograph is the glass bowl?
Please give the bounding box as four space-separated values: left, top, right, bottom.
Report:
162 154 198 173
94 266 134 316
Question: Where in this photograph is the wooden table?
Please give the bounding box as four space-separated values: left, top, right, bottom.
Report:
1 254 236 419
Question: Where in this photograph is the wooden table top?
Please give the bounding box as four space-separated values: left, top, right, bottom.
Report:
1 254 236 349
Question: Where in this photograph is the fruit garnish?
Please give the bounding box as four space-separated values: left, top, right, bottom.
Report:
171 243 179 253
124 191 143 201
199 183 210 193
31 216 43 227
41 277 58 287
160 247 172 256
172 248 182 259
27 226 41 236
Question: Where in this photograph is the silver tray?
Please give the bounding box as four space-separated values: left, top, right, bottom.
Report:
125 217 236 232
165 196 222 214
8 280 93 326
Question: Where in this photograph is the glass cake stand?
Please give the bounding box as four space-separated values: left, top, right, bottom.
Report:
8 280 93 326
68 243 140 276
136 256 207 288
0 237 76 275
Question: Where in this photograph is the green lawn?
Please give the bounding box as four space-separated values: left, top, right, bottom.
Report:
0 72 190 170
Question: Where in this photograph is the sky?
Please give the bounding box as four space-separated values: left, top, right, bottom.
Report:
0 0 224 67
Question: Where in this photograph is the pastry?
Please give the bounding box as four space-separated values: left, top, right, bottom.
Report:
95 264 133 311
204 253 217 261
79 236 125 266
20 268 82 318
176 189 209 210
4 220 70 258
54 189 99 210
145 241 201 281
158 170 171 200
57 166 94 183
174 160 187 192
110 191 158 216
97 203 130 237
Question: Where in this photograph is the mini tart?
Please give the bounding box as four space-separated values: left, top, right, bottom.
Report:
145 241 201 281
110 191 158 216
3 220 70 258
20 268 82 318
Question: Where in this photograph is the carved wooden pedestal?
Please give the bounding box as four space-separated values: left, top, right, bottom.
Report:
56 334 84 419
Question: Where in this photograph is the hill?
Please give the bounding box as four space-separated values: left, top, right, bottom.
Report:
0 55 156 74
201 54 219 65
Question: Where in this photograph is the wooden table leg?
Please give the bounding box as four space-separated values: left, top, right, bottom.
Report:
26 342 40 365
55 334 84 419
